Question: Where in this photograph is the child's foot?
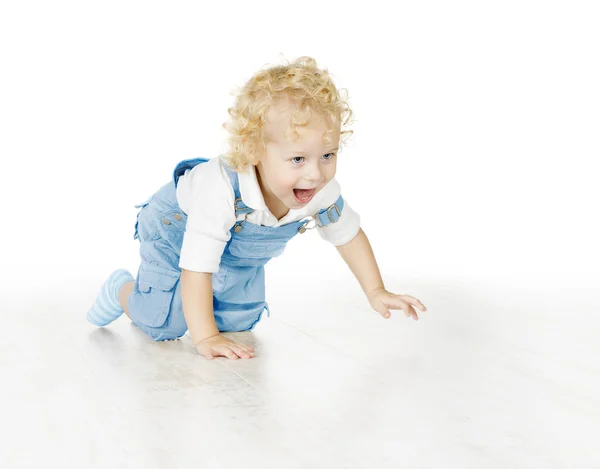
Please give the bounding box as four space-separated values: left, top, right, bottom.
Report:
86 269 134 327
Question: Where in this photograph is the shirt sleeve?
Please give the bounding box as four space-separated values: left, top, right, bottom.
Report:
315 179 361 246
176 157 236 273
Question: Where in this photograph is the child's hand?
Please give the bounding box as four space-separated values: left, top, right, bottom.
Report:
195 334 255 360
367 287 427 321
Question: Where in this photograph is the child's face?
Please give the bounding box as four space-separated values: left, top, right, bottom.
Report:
254 100 341 213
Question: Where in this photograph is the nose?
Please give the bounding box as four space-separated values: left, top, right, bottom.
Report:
304 161 322 184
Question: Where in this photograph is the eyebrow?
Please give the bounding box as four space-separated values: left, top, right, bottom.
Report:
289 147 339 154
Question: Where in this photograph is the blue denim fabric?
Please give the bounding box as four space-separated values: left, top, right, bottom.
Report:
128 157 314 341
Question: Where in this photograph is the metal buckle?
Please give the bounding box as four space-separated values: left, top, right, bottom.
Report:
300 203 341 233
312 203 340 228
234 198 245 211
326 204 341 223
234 197 254 217
298 217 318 234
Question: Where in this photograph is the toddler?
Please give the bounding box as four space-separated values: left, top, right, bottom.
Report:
86 56 427 360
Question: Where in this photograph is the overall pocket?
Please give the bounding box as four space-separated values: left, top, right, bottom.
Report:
133 264 180 328
154 208 187 245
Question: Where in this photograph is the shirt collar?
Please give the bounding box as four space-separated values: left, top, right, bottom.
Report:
237 164 269 212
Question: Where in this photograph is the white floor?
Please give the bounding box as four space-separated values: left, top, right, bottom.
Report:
2 272 598 469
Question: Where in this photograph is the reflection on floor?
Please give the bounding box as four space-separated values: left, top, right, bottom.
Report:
2 275 597 468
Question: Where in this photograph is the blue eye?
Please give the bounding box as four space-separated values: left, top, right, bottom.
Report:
291 153 336 165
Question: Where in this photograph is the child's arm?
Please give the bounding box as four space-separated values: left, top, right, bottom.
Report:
180 269 220 343
181 269 254 359
335 228 385 297
335 228 427 320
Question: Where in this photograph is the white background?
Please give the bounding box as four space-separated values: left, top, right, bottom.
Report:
1 2 599 468
1 1 598 293
2 1 599 296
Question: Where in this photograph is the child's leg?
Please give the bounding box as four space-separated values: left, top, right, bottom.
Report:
119 180 188 340
118 281 135 320
86 269 134 326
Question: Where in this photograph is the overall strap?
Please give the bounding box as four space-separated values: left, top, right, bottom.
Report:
221 159 254 216
313 194 345 227
172 157 210 188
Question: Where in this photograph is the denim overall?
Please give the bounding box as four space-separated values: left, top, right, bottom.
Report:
128 157 345 341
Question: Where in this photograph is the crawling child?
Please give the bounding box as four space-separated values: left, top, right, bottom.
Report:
86 56 427 360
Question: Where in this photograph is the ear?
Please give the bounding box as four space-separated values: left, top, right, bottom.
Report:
250 147 264 166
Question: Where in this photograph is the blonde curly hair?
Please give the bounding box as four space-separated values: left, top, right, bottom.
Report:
221 56 355 172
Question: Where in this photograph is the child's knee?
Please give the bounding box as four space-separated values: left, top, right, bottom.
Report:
129 265 181 328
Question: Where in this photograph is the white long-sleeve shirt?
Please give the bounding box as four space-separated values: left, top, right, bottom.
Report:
175 156 361 273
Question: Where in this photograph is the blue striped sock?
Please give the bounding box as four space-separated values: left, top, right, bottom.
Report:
86 269 134 327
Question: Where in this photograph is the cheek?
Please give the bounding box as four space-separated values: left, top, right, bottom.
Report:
325 162 337 181
282 176 299 191
270 171 297 193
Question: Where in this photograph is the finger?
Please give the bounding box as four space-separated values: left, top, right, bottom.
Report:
384 298 411 317
239 343 255 354
233 347 252 358
383 296 407 310
373 304 391 319
218 346 239 360
401 295 427 311
230 342 251 354
388 297 423 318
400 303 418 320
225 339 253 353
227 344 251 359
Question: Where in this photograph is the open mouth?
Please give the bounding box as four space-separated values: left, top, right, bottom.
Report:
293 188 316 204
